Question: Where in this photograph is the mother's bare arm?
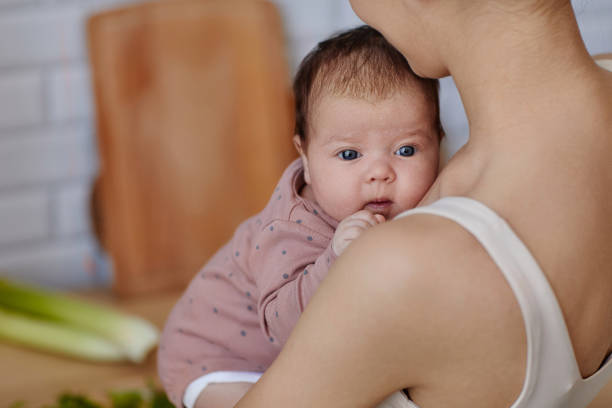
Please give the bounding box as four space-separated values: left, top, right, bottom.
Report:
236 214 523 408
236 221 424 407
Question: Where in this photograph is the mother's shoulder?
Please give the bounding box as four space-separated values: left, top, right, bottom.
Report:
364 211 486 269
343 211 523 313
332 212 527 403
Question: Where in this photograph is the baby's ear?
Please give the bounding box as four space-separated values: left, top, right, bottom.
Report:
293 134 305 155
293 135 311 185
439 127 446 141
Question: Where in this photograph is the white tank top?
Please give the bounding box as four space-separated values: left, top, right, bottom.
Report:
378 196 612 408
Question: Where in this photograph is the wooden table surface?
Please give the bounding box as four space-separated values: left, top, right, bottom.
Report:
1 289 182 407
1 289 611 407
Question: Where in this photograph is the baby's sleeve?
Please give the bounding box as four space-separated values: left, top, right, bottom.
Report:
251 220 337 346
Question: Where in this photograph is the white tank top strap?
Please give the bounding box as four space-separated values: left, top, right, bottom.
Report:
572 352 612 407
389 196 612 408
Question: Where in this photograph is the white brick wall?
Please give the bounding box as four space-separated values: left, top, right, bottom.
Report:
0 72 43 128
0 0 609 290
0 1 101 289
0 126 94 188
46 65 92 123
0 191 48 245
0 7 85 67
54 184 91 238
0 240 100 289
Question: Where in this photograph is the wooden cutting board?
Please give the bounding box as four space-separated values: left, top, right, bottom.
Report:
87 0 296 297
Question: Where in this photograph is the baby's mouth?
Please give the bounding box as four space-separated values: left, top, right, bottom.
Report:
364 199 393 214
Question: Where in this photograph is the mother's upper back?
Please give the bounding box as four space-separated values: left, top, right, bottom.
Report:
436 62 612 380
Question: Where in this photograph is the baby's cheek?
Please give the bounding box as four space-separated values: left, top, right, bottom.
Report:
396 188 427 212
320 186 358 220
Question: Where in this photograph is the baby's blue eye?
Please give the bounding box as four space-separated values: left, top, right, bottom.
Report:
338 150 361 160
396 146 416 157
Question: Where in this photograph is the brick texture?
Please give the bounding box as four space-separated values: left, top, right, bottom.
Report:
0 191 48 246
0 72 43 128
46 64 92 123
53 184 91 237
0 7 84 67
0 125 95 189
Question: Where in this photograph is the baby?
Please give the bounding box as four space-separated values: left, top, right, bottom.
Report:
158 25 443 408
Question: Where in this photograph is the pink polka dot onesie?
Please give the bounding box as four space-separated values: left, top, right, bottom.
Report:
158 158 339 406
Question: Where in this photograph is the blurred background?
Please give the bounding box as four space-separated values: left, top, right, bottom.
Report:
0 0 609 291
0 1 611 406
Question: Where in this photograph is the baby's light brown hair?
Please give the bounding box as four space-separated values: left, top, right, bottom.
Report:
293 25 443 142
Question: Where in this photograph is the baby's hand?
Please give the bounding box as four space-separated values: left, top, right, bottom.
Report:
332 210 386 256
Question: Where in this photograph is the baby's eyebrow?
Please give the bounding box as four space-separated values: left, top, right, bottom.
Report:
320 127 435 147
395 126 441 140
403 130 436 140
319 132 362 146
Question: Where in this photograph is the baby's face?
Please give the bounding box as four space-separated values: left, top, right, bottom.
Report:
297 89 440 222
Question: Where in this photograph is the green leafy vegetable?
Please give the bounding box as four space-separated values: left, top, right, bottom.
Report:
108 390 144 408
0 278 158 363
147 380 174 408
9 381 175 408
0 308 125 362
48 393 103 408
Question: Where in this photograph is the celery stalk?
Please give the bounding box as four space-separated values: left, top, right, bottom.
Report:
0 308 125 362
0 279 159 363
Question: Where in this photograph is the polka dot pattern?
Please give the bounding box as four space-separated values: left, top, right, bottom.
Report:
161 161 341 406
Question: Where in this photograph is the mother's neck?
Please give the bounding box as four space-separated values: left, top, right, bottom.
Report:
445 4 601 147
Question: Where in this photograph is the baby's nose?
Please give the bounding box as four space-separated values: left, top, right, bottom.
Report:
368 160 395 183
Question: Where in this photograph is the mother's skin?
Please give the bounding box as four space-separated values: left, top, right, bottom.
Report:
234 1 612 407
